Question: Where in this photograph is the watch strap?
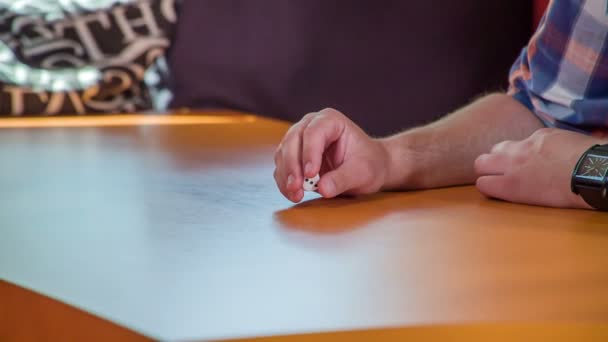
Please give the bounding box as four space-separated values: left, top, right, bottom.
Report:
592 144 608 153
576 185 608 210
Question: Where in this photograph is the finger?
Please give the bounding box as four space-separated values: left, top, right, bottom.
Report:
317 159 366 198
288 189 304 203
275 114 317 192
280 135 303 192
475 175 520 202
319 152 334 176
474 153 510 176
301 109 345 178
490 140 516 154
274 167 301 202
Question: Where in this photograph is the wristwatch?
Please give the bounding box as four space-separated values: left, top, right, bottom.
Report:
571 144 608 210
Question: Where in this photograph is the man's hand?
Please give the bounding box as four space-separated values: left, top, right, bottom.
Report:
273 108 390 203
475 128 605 209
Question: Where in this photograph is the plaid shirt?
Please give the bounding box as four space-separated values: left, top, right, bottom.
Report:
509 0 608 137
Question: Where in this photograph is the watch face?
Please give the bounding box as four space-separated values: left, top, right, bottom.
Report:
577 153 608 180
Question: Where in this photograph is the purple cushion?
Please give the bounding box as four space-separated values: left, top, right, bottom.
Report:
169 0 531 135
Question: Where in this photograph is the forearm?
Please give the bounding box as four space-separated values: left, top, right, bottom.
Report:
380 93 544 190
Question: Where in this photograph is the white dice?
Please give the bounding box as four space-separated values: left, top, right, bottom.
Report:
303 174 320 191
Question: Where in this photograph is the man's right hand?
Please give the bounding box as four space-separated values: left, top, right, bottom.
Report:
273 108 391 203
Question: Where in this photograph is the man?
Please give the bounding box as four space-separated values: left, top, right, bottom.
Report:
273 0 608 210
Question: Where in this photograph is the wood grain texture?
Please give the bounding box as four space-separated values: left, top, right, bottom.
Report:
0 112 607 341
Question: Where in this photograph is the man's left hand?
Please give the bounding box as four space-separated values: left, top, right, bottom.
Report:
474 128 605 209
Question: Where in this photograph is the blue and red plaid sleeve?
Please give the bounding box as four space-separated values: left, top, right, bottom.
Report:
508 0 608 137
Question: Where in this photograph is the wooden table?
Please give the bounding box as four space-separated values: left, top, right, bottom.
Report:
0 112 607 341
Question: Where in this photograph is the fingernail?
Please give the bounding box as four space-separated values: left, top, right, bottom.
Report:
304 162 313 176
288 190 301 203
287 174 294 186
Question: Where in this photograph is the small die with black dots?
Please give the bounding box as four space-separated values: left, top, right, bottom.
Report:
303 174 320 191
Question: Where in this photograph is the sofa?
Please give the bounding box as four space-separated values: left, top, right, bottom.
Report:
168 0 533 136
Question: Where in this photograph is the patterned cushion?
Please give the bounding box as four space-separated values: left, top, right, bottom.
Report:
0 0 176 116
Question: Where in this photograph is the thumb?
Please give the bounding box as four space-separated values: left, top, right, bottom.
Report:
318 160 366 198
